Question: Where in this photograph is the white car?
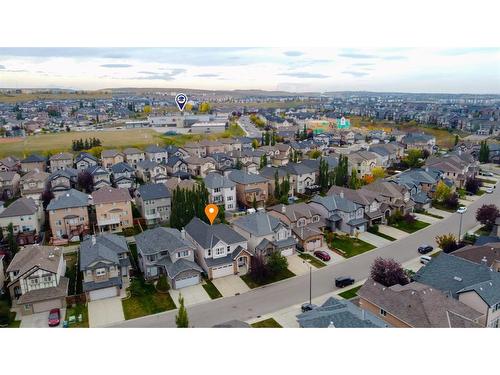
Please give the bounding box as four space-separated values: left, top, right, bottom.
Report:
456 206 467 214
485 187 494 194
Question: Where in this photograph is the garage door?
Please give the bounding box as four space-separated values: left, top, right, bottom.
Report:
33 299 62 313
211 264 233 279
306 239 321 251
89 287 118 301
281 247 294 257
175 274 200 289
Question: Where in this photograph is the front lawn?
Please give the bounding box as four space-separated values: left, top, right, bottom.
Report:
390 219 430 233
202 279 223 299
298 253 326 268
372 231 396 241
474 225 491 237
478 178 496 184
417 210 444 219
241 269 296 289
251 318 282 328
431 202 457 213
65 303 89 328
338 285 362 300
122 278 176 320
325 234 376 258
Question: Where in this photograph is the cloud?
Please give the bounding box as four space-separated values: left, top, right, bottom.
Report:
342 71 369 77
381 55 406 60
133 68 186 81
284 50 304 57
0 65 4 69
339 52 376 59
352 63 374 66
100 63 133 68
279 72 329 79
440 48 500 56
195 73 220 77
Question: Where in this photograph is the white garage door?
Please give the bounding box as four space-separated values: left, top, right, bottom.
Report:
89 287 118 301
175 275 200 289
306 239 321 251
281 247 294 257
33 299 62 313
211 264 233 279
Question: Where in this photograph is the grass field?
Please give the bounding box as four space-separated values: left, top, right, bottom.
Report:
241 269 296 289
391 219 430 233
0 91 112 103
251 318 282 328
326 234 376 258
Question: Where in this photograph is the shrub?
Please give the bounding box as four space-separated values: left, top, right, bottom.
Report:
0 301 11 326
403 213 416 225
368 224 379 234
444 193 459 210
435 233 459 253
267 251 288 275
370 257 409 287
156 274 170 292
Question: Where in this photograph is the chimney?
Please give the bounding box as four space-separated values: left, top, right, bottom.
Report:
361 309 366 320
181 228 186 239
481 256 488 266
339 191 344 198
281 205 286 214
91 235 96 245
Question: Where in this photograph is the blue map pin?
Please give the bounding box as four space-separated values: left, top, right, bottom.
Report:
175 93 188 112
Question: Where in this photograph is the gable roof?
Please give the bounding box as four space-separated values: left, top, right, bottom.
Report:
137 183 171 200
110 162 134 173
0 197 38 218
7 245 62 278
47 189 90 210
233 211 285 236
185 217 246 249
91 187 131 204
135 227 194 256
268 202 321 222
79 234 129 270
21 153 46 163
204 172 236 189
228 170 267 185
310 193 359 213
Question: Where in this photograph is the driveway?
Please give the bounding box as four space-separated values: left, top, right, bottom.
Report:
212 275 250 297
88 297 124 327
20 308 66 328
287 254 311 275
358 231 392 247
427 207 452 218
378 225 408 240
170 284 210 307
414 213 440 224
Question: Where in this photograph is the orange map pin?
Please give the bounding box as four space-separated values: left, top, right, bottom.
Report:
205 204 219 225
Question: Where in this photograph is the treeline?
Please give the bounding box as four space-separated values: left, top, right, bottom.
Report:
72 137 102 151
170 183 210 230
318 154 361 192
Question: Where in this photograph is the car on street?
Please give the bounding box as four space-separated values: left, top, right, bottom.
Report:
456 206 467 214
48 308 61 327
485 187 494 194
313 250 331 262
335 276 355 288
480 171 494 177
418 245 434 254
301 303 317 312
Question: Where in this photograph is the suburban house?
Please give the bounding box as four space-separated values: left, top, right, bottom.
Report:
200 140 225 155
0 171 21 200
204 172 237 211
110 162 136 189
165 177 198 192
232 211 297 257
369 143 404 166
48 168 78 197
185 156 216 178
135 160 168 183
165 156 189 177
135 183 171 226
185 217 252 279
361 180 414 216
347 150 379 178
20 154 47 173
182 142 206 157
284 162 316 195
309 193 367 235
145 145 168 163
415 253 500 328
228 170 269 208
259 166 293 198
296 297 390 328
92 187 133 233
402 133 436 152
20 169 50 201
101 149 125 168
327 186 388 226
0 156 20 172
219 137 242 153
0 197 44 245
80 234 131 301
358 279 483 328
6 245 68 316
452 242 500 272
424 154 475 188
75 152 98 171
123 147 145 168
135 227 203 288
86 165 112 190
267 203 325 251
47 189 90 242
49 152 74 172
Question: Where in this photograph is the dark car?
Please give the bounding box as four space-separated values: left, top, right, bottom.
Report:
335 276 355 288
301 303 318 313
417 245 433 254
48 308 61 327
313 250 331 262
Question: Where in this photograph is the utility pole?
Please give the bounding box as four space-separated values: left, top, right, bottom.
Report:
458 212 463 241
303 260 312 305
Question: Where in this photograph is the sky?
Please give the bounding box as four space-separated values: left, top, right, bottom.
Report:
0 47 499 94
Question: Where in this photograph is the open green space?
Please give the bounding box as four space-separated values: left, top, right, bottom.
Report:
325 234 376 258
251 318 282 328
122 278 176 320
298 253 326 268
241 269 296 289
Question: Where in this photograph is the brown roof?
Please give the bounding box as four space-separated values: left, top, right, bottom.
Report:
92 187 131 204
358 279 483 328
452 243 500 268
20 170 50 183
165 178 197 191
6 245 63 279
0 197 38 218
0 171 19 182
49 152 73 161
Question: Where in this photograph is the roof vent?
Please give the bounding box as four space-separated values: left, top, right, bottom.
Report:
453 276 462 282
481 256 488 265
91 235 96 245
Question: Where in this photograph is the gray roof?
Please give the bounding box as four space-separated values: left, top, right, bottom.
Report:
414 253 500 306
135 227 194 256
284 162 315 176
47 189 90 210
185 217 246 249
22 153 46 163
110 162 134 174
48 168 78 181
228 170 267 185
79 234 129 270
0 197 38 218
233 212 285 236
137 183 171 200
204 172 235 189
310 194 359 213
83 276 122 292
155 256 202 279
296 297 389 328
75 152 98 163
145 145 166 153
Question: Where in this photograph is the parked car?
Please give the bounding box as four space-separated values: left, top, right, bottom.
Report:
335 276 355 288
480 171 494 177
301 303 317 313
485 187 494 194
456 206 467 214
48 308 61 327
313 250 331 262
420 255 432 265
418 245 433 254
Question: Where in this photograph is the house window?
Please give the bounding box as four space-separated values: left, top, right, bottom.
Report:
493 303 500 312
207 249 212 257
96 268 106 277
24 304 31 311
380 309 387 316
215 247 225 256
177 250 189 258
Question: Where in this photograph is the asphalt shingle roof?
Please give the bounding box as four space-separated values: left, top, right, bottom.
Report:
233 212 283 236
0 197 38 218
135 227 194 256
137 183 171 200
185 217 246 249
204 172 236 189
47 189 90 210
79 234 129 270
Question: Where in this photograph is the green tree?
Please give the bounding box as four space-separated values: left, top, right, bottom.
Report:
156 274 170 292
267 251 288 275
252 195 257 210
235 158 242 170
251 139 260 149
403 149 424 169
7 222 19 256
479 141 490 163
454 134 459 146
271 131 277 146
349 169 361 189
264 131 270 146
434 180 452 203
175 294 189 328
260 154 268 169
310 149 322 159
274 170 281 199
371 167 386 180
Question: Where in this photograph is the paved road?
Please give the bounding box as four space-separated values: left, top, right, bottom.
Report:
238 116 262 138
111 187 499 328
